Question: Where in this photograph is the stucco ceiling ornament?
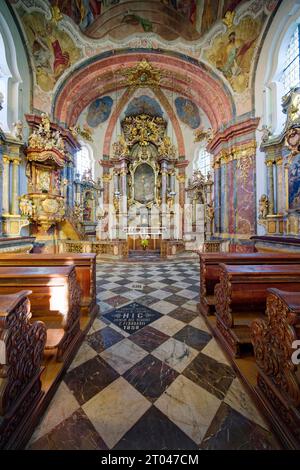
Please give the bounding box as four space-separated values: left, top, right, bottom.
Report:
222 11 236 30
70 125 93 142
194 127 214 143
119 59 162 89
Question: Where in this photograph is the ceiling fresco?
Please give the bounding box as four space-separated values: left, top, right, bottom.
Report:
8 0 279 118
45 0 246 41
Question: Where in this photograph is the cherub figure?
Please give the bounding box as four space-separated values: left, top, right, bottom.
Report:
12 120 23 141
258 194 269 219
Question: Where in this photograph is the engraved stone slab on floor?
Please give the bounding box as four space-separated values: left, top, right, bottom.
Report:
103 302 162 334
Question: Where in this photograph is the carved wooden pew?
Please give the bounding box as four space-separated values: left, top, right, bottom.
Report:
251 289 300 449
0 266 81 362
0 253 98 323
198 253 300 316
0 290 46 449
214 264 300 358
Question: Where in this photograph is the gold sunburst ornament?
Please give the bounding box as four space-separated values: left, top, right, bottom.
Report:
119 59 162 89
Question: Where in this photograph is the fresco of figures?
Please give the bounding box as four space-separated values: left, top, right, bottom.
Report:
86 96 114 128
19 10 81 92
125 96 164 118
175 97 201 129
205 15 262 93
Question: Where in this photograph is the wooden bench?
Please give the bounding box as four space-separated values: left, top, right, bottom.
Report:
0 290 46 449
251 288 300 449
0 266 81 362
214 264 300 358
0 253 98 324
198 253 300 316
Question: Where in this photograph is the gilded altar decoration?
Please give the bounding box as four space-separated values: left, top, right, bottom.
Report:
122 114 166 147
236 153 253 184
119 59 162 89
158 136 176 159
113 135 130 158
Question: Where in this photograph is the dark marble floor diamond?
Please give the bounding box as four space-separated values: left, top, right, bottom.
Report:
200 403 280 450
183 352 235 400
168 307 198 323
64 356 119 405
130 326 169 352
173 325 212 351
124 355 178 402
29 409 108 450
87 326 124 353
104 302 162 334
114 406 198 450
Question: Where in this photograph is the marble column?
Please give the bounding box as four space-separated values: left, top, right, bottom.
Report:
267 161 275 215
11 159 20 215
161 161 168 238
2 156 10 215
119 168 127 239
276 158 284 214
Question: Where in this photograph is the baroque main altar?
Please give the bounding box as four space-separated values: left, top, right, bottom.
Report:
99 113 189 256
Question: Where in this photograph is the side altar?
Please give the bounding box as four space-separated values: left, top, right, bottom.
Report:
256 87 300 252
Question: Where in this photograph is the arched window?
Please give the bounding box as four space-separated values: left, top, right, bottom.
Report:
280 25 300 93
0 30 13 131
193 144 212 177
76 143 94 179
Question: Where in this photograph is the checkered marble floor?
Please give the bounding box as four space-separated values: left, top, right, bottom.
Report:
28 261 280 450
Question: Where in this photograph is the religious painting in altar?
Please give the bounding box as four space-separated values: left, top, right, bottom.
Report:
19 10 81 92
175 97 200 129
288 154 300 212
125 96 163 118
205 15 262 93
86 96 113 127
133 163 156 205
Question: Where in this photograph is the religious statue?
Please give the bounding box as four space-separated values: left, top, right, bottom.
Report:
113 194 119 212
258 194 269 219
38 170 51 193
12 120 23 141
19 196 33 217
258 125 272 144
206 202 214 221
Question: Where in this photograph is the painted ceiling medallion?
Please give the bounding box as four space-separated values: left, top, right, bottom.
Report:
119 59 162 89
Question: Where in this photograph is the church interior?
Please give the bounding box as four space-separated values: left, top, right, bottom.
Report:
0 0 300 451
